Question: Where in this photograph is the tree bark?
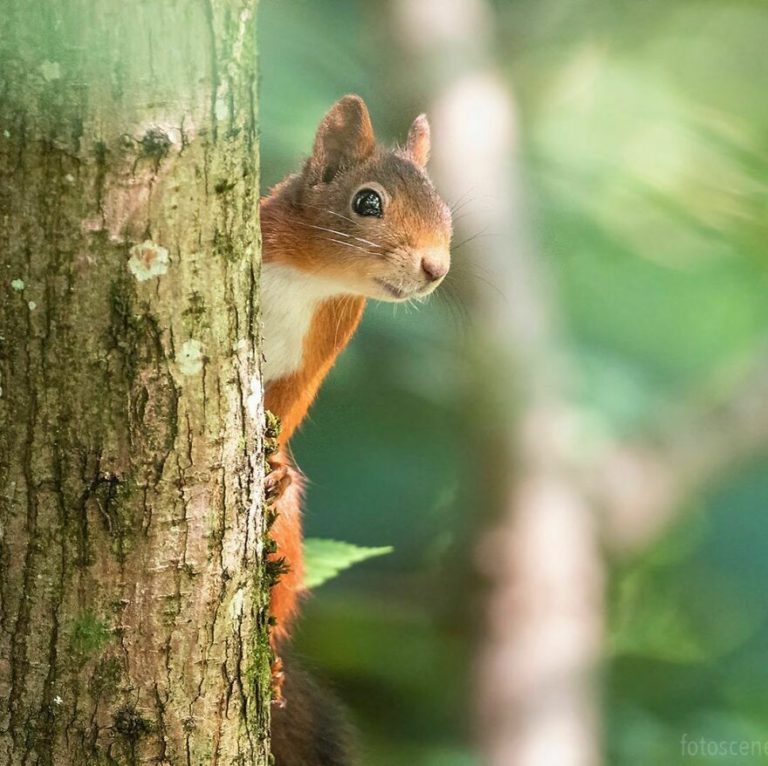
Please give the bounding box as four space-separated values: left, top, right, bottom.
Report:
0 2 270 764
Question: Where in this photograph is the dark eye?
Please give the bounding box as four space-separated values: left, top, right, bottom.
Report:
352 188 383 218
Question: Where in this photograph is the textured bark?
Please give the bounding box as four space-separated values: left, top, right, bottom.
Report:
0 1 270 764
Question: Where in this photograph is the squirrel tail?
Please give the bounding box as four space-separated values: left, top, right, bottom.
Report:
271 655 357 766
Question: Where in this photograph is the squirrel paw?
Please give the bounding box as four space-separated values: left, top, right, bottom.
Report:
271 655 287 708
265 459 291 504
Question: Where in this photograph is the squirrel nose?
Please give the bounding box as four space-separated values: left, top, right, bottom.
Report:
421 255 448 282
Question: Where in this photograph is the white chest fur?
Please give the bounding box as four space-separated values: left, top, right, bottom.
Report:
260 262 341 384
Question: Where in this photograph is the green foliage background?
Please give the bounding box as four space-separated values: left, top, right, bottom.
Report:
259 1 768 763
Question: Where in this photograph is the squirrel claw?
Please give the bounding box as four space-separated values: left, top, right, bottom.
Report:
265 461 291 503
271 655 287 708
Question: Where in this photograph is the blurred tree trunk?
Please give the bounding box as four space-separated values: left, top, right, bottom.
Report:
392 2 603 765
0 2 270 764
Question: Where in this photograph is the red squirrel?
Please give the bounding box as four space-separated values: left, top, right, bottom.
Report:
261 95 452 641
261 95 452 765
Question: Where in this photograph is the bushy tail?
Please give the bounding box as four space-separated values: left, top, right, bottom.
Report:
271 656 357 766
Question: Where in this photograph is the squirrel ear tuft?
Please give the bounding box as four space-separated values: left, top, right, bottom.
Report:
309 95 375 183
406 114 430 168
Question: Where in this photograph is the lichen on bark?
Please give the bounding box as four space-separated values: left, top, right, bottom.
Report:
0 1 270 764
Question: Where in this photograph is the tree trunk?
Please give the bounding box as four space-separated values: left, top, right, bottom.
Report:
0 2 270 764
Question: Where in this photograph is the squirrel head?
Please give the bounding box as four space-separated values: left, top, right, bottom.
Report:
270 95 452 302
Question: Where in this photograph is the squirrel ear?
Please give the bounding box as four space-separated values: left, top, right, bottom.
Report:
406 114 431 168
309 95 375 183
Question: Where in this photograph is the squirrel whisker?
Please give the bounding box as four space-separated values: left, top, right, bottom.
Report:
449 188 478 215
326 237 379 256
297 203 357 225
297 201 358 224
320 210 389 249
300 204 390 250
451 226 493 254
293 220 385 254
292 220 353 239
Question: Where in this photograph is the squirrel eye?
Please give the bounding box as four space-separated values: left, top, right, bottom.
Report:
352 188 383 218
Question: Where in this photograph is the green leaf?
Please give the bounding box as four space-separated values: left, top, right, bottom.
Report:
303 538 393 589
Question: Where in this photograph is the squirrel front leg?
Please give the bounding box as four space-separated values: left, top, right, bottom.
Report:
266 449 305 706
264 372 319 644
267 450 306 643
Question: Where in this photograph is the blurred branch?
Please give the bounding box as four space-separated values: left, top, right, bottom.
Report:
596 351 768 552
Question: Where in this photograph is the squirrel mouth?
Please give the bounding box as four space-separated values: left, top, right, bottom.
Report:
374 279 408 300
